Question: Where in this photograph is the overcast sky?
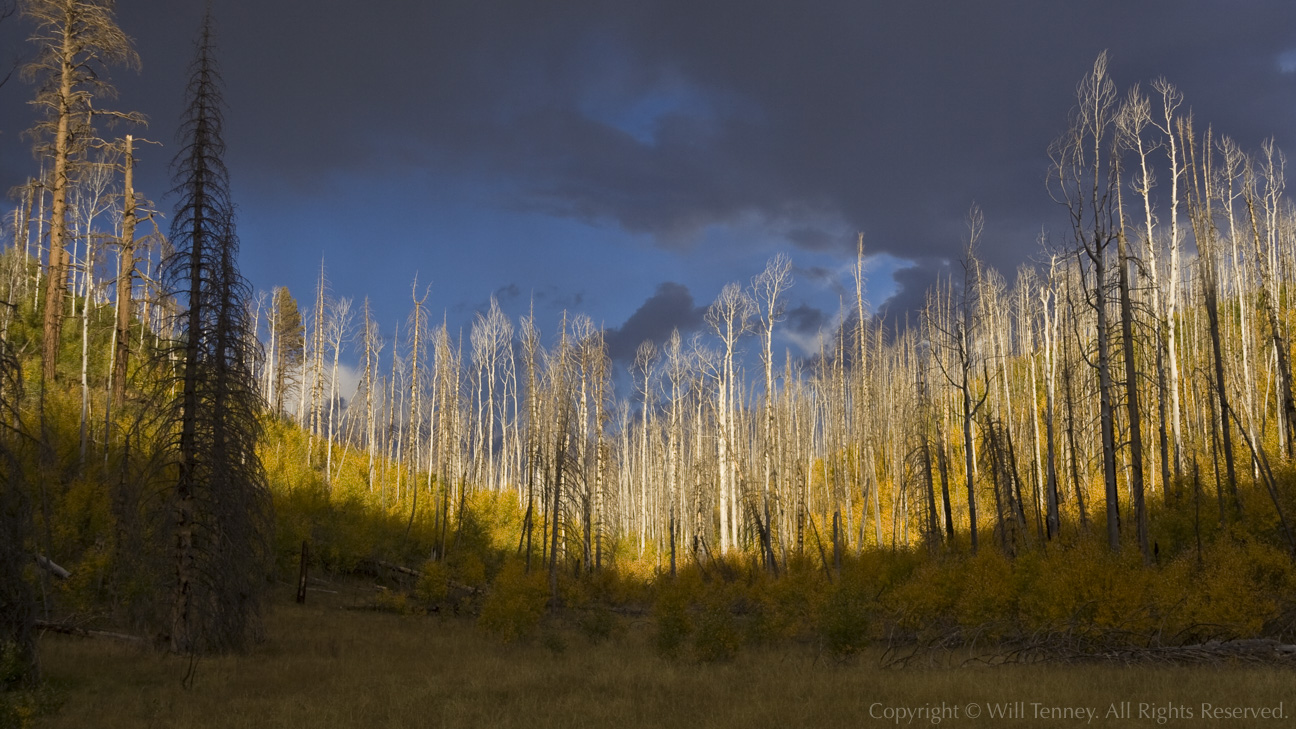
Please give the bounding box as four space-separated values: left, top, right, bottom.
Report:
2 1 1295 371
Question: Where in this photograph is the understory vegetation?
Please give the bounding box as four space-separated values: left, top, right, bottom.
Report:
28 582 1296 729
24 399 1296 656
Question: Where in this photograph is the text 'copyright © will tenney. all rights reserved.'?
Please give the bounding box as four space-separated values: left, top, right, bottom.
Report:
868 701 1288 724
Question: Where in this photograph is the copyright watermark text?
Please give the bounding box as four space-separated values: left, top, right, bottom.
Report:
866 700 1287 724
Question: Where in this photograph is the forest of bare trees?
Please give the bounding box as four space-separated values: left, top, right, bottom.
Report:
245 56 1296 575
8 43 1296 585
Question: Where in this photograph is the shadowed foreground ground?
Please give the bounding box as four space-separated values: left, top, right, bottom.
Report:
32 584 1295 729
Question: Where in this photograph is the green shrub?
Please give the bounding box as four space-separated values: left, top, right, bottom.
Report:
818 572 871 660
1179 536 1294 637
540 627 568 655
693 593 741 662
476 560 549 642
576 605 619 644
448 551 488 589
369 589 418 615
653 576 696 660
415 560 451 605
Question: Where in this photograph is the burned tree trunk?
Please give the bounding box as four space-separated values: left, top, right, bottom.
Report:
163 14 272 654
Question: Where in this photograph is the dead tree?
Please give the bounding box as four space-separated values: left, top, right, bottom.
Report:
162 14 272 654
1049 52 1123 550
21 0 142 384
110 133 151 408
1181 118 1240 513
927 209 991 551
1114 96 1150 560
1244 144 1296 458
706 283 754 553
753 253 792 569
0 338 35 686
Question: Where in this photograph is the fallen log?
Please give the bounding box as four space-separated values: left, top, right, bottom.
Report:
35 620 144 644
355 558 483 598
984 637 1296 666
35 554 70 580
370 559 422 578
884 622 1296 668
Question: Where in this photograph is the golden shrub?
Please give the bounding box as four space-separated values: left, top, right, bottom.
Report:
476 559 549 642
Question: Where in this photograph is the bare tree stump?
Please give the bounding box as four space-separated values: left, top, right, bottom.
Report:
296 540 309 604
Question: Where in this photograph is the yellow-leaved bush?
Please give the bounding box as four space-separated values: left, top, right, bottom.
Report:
476 559 550 642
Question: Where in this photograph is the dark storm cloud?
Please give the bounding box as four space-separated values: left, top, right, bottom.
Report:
786 228 846 253
604 282 707 363
494 283 522 304
454 283 586 318
877 262 950 324
3 1 1296 336
797 265 834 283
786 303 827 337
795 264 850 300
461 0 1296 262
529 286 585 311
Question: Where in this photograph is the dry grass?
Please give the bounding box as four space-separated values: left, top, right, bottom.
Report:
31 584 1295 729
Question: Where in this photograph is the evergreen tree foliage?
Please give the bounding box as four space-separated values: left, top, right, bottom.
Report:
270 287 303 415
160 13 271 655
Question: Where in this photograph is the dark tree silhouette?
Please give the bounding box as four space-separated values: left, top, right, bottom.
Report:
0 2 17 90
0 340 35 688
162 13 271 655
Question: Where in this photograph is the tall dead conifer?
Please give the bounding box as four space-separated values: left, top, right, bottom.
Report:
162 13 271 654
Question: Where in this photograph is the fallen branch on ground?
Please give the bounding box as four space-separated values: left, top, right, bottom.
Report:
35 620 144 644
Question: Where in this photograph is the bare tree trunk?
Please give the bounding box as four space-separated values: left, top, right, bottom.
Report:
1040 260 1062 537
1148 79 1187 478
1117 229 1149 558
1182 120 1240 511
1246 148 1296 458
916 349 941 549
39 14 77 385
362 300 377 490
111 135 137 408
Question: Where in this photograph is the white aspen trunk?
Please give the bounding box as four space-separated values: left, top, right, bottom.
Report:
79 232 91 465
266 296 277 409
722 338 734 553
297 354 308 427
503 348 517 493
1161 90 1186 477
639 397 649 557
326 330 341 484
364 302 376 491
138 246 149 351
425 356 438 496
408 296 423 495
1025 286 1045 513
33 171 46 312
385 322 401 504
1222 150 1258 434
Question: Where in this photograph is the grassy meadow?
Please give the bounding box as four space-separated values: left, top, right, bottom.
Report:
27 581 1295 729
